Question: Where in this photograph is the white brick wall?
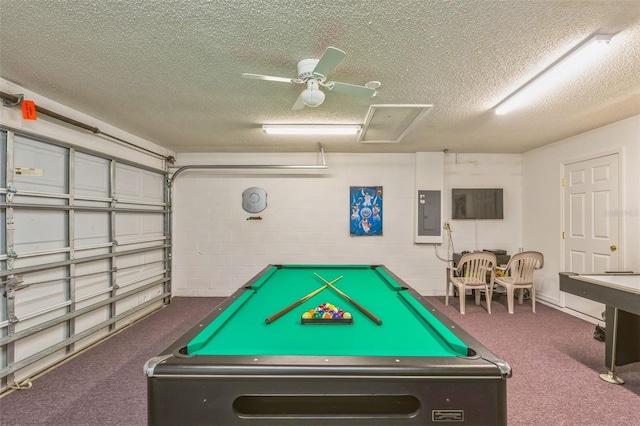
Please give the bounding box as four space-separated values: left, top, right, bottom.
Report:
172 152 523 296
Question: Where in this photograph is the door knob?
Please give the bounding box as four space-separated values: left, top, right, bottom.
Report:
610 245 617 252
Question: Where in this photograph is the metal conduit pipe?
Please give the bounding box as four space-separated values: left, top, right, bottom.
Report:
168 143 328 182
0 90 170 161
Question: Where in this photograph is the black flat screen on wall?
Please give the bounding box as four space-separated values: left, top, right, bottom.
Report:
452 188 504 219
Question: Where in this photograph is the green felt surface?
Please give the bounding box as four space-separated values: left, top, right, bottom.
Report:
187 265 468 357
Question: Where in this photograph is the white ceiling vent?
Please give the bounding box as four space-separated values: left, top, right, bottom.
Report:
358 104 433 143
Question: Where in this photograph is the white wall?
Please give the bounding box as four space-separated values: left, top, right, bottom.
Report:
523 115 640 306
172 152 523 296
444 154 522 255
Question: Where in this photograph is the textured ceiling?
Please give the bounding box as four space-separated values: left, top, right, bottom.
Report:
0 0 639 154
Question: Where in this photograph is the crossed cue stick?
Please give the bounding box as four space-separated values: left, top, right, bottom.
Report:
264 272 382 325
314 273 383 326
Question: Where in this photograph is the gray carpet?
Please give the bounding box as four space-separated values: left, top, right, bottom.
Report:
430 295 640 425
1 295 638 425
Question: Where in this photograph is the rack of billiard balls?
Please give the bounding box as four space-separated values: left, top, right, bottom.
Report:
300 302 353 325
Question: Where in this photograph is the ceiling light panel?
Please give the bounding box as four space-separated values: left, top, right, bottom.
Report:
262 125 362 135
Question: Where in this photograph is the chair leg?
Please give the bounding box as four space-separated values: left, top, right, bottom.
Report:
506 286 514 314
474 289 481 305
445 281 450 306
518 288 524 305
459 284 466 314
485 284 492 314
531 286 536 313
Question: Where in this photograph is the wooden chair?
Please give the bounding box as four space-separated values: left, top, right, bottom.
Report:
494 251 544 314
446 252 497 314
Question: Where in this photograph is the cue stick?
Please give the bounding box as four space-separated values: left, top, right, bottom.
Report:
314 272 383 326
264 275 343 324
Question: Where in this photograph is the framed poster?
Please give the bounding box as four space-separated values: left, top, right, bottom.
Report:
350 186 383 236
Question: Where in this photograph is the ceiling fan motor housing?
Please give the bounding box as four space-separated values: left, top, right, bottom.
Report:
297 59 321 81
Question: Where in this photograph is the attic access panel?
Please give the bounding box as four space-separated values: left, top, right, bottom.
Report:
358 104 433 144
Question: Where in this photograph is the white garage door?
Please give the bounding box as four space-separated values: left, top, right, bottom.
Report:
0 131 170 391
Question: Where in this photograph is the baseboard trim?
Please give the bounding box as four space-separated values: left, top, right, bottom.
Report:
536 298 604 325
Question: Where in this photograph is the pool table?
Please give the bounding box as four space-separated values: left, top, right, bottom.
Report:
145 265 511 425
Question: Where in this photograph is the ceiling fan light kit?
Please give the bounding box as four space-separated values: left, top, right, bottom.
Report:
299 79 325 108
495 34 613 115
243 46 377 110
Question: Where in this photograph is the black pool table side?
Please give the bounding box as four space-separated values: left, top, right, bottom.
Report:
145 265 511 425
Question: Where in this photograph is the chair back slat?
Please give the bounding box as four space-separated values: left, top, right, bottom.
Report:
457 252 496 284
507 251 544 285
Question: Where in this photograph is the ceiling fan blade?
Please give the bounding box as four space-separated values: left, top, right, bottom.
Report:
326 81 376 98
292 94 306 110
312 47 346 78
242 73 295 83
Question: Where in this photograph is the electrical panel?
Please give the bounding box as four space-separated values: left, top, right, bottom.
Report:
417 190 441 236
414 152 444 244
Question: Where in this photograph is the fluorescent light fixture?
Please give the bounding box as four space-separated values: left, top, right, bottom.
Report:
262 125 361 135
495 34 613 115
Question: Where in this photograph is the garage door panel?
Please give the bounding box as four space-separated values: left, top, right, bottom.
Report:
75 261 111 300
75 211 110 247
13 136 68 194
116 164 164 203
75 307 110 334
14 327 67 363
115 212 164 241
115 165 141 198
117 249 165 271
14 268 68 321
142 171 165 202
74 152 110 197
13 209 68 253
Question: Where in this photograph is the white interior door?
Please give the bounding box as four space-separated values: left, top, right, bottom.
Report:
563 153 620 320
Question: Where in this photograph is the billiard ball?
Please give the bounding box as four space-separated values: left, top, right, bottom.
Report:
343 312 352 319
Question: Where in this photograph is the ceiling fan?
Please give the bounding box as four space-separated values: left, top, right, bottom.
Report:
242 47 378 110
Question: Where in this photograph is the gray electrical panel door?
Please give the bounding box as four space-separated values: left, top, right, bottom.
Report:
417 190 441 236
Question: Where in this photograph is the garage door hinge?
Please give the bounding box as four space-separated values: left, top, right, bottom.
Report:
562 231 565 239
7 186 17 202
7 249 18 259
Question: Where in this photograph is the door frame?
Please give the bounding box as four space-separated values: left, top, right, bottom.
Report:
560 148 623 309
